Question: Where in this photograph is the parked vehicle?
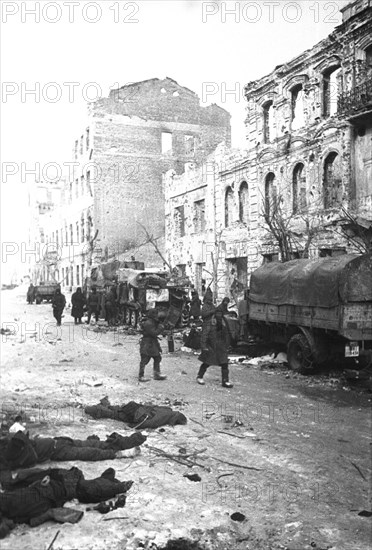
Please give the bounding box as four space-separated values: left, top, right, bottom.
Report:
118 268 191 328
34 283 61 304
238 254 372 373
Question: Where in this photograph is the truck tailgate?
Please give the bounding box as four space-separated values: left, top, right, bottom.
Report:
341 303 372 340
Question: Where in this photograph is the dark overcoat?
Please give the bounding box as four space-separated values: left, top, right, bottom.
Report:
190 295 201 317
52 293 66 312
139 318 164 357
71 292 85 318
199 319 229 365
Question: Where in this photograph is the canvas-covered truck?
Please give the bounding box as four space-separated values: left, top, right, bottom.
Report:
34 282 60 304
245 254 372 373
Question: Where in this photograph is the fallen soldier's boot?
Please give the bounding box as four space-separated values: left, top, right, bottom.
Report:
105 432 147 451
154 373 167 380
116 447 141 458
77 474 133 503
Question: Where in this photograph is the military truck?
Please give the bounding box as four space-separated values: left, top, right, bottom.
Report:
118 268 191 328
34 283 60 304
244 254 372 373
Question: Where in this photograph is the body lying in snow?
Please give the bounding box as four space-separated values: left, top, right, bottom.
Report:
0 465 133 535
0 430 146 470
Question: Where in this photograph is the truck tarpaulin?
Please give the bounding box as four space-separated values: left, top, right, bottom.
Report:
250 254 372 308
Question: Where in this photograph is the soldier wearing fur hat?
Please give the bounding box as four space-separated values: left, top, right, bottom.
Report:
138 309 167 382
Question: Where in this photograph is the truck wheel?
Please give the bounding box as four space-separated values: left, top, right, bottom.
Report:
131 310 138 328
124 309 131 325
181 309 190 327
287 334 315 374
35 296 41 304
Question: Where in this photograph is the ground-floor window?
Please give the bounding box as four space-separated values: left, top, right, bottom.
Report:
227 257 247 294
319 247 346 257
262 253 279 263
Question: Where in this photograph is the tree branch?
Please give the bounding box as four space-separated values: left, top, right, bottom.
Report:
137 222 172 269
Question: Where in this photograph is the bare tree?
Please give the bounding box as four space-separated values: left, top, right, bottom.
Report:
137 222 173 270
262 194 322 262
329 206 372 254
202 229 225 301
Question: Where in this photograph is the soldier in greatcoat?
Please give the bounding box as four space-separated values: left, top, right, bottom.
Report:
197 309 233 388
138 309 167 382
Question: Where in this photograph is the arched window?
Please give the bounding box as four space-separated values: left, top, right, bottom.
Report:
263 101 274 143
239 182 249 223
292 163 306 213
291 84 304 131
323 66 341 117
265 173 276 216
365 44 372 67
323 152 342 208
225 187 234 227
81 215 85 243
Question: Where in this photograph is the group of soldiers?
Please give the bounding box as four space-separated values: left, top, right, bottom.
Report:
26 283 109 326
27 282 236 389
138 287 233 388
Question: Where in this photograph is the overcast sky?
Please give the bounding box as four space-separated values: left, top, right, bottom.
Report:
1 0 349 280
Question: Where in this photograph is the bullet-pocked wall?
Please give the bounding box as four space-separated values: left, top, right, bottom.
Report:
243 0 372 260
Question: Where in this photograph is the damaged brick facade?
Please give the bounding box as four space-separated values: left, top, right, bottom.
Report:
89 77 231 266
165 144 255 301
165 0 372 303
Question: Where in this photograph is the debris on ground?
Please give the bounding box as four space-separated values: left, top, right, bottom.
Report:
183 473 201 482
358 510 372 517
230 512 246 522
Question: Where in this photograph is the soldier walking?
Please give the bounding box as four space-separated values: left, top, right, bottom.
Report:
138 309 167 382
52 288 66 327
197 309 233 388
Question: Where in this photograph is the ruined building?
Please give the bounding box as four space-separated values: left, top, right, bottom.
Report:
40 78 230 288
165 0 372 302
244 0 372 259
90 77 230 264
